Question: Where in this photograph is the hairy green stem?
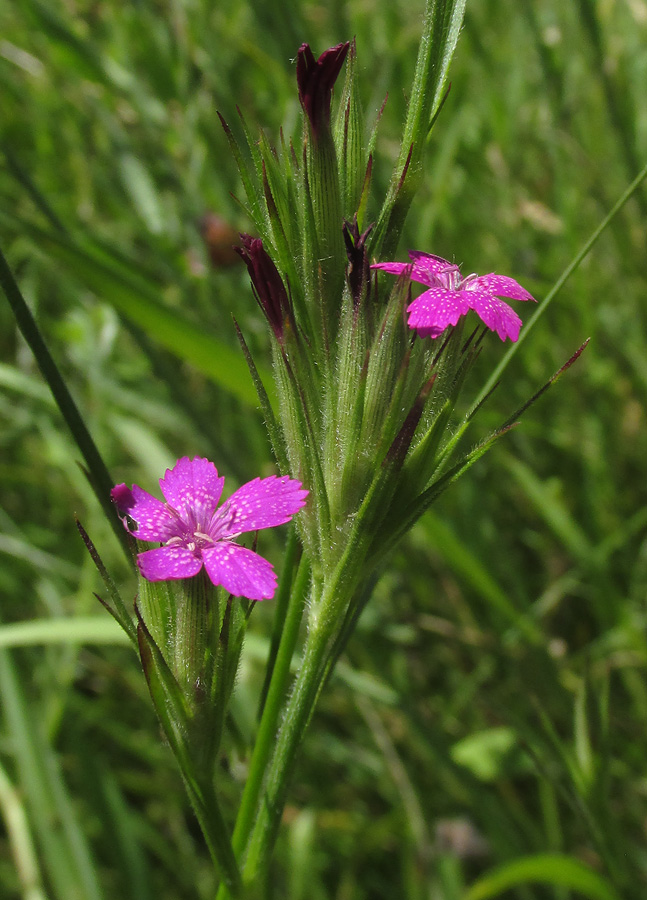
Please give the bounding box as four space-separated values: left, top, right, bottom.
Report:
215 554 311 899
186 776 243 898
238 604 334 888
257 527 300 719
233 560 363 891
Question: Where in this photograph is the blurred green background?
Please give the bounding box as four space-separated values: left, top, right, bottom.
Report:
1 0 646 897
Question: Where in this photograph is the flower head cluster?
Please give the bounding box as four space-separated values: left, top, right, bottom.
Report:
372 251 535 342
112 457 308 601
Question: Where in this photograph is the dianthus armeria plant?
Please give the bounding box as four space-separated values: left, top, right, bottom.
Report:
77 3 584 896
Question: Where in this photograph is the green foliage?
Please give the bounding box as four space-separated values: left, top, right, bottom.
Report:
1 0 647 897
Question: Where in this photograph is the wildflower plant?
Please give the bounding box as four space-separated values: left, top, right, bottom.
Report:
0 0 594 896
97 5 578 893
195 8 566 893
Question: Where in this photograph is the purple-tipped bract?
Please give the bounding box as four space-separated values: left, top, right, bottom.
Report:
112 457 308 601
372 251 535 342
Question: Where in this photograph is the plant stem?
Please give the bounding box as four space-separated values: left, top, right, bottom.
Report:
257 527 300 718
186 776 243 898
215 554 311 900
238 609 332 888
233 568 359 892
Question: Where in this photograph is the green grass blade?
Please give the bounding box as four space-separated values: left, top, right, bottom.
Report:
420 511 542 643
0 649 105 900
0 617 130 649
463 852 622 900
0 759 48 900
0 216 266 405
473 159 647 410
0 243 130 557
503 455 594 566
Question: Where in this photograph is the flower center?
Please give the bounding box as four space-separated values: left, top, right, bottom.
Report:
438 264 461 291
167 530 215 556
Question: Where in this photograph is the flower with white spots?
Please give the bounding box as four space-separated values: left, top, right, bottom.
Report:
372 251 535 342
111 457 308 601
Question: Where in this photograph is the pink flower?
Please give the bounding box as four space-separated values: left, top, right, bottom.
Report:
372 251 535 342
111 457 308 601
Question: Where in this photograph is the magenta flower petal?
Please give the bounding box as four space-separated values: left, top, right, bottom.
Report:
373 248 533 342
111 483 135 513
137 545 203 581
159 457 225 529
463 290 522 342
203 543 278 600
113 484 179 541
414 325 446 338
213 475 309 538
113 458 307 599
470 273 535 302
407 251 454 285
407 287 470 335
372 253 454 289
370 261 412 278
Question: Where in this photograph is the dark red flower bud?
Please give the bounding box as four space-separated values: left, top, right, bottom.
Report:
235 234 291 341
296 42 350 141
342 216 374 306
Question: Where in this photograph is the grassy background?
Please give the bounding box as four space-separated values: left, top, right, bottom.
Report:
1 0 647 897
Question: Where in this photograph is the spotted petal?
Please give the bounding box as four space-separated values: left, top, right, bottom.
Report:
470 274 535 302
203 543 277 600
113 485 180 541
407 251 454 286
463 289 522 342
159 456 225 531
407 287 469 336
211 475 308 539
137 545 203 581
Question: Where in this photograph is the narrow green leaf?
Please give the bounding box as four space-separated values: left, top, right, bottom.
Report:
0 242 130 557
118 153 164 235
372 0 467 257
0 617 130 650
473 159 647 409
0 216 267 405
217 112 265 233
233 320 285 469
76 519 138 644
372 427 512 564
0 759 48 900
0 650 105 900
463 853 622 900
